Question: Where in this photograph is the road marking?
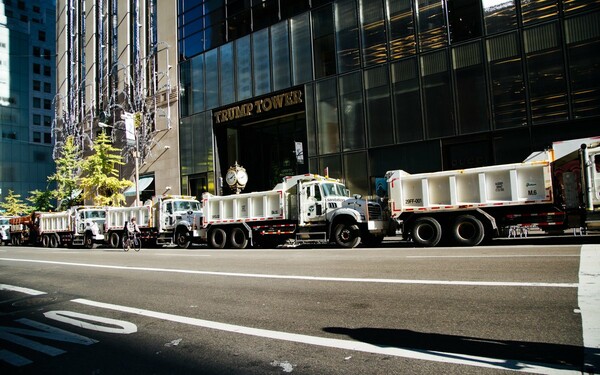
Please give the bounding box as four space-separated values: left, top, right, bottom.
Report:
154 254 211 257
44 311 137 334
72 297 580 374
0 284 46 295
578 245 600 373
0 258 577 288
406 255 578 259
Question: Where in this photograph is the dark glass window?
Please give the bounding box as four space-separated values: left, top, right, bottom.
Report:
523 22 568 123
452 42 489 134
271 21 291 91
391 57 423 143
235 35 253 101
44 132 52 144
252 28 271 96
205 49 219 110
33 131 41 143
44 82 51 93
344 152 369 195
33 114 41 125
44 99 51 110
179 60 192 117
520 0 558 25
319 154 342 179
38 30 45 41
191 54 205 113
183 32 205 58
220 43 234 105
339 72 365 151
228 9 251 40
486 32 527 128
305 83 317 157
420 51 454 138
448 0 483 43
33 80 41 91
281 0 310 20
33 97 41 108
252 0 279 31
565 12 600 118
387 0 416 59
359 0 387 66
44 116 51 126
316 78 340 154
312 5 336 78
334 0 360 73
482 0 517 35
290 13 313 85
364 65 393 147
564 0 600 13
416 0 447 51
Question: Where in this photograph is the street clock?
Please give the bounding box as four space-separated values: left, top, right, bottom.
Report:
225 162 248 194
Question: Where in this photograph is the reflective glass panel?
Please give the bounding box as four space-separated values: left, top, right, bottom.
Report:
235 36 253 101
416 0 447 51
391 57 423 142
313 5 337 78
486 32 527 128
387 0 416 59
448 0 482 43
316 78 341 154
359 0 387 66
335 0 360 73
482 0 517 35
271 21 291 91
563 0 600 13
205 49 219 110
523 22 568 123
420 51 454 138
520 0 558 25
343 152 369 195
339 72 365 151
191 54 205 114
252 28 272 96
179 60 192 117
290 13 313 85
452 42 490 134
305 83 317 157
219 43 234 105
319 154 342 179
364 65 393 147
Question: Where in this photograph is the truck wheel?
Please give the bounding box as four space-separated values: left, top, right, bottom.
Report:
49 235 59 248
109 232 121 248
208 228 227 249
84 233 94 249
452 215 485 247
229 227 248 249
333 223 361 248
42 234 50 248
175 229 191 249
412 217 442 247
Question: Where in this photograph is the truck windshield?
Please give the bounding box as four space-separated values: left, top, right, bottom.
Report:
174 200 201 212
0 219 9 225
84 211 106 219
321 183 348 197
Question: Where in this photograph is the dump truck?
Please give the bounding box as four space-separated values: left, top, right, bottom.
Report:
202 174 388 249
386 137 600 246
103 195 203 248
36 206 106 248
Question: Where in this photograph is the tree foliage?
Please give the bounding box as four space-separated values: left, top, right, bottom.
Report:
79 132 133 206
48 136 82 209
0 190 30 216
27 189 54 212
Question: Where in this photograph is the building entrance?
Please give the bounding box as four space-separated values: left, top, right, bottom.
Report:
215 113 308 193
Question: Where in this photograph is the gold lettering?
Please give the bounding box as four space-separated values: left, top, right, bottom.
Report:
215 90 303 123
271 94 284 109
262 98 273 111
254 100 262 113
284 92 293 105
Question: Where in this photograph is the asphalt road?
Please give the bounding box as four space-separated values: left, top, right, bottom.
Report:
0 240 598 374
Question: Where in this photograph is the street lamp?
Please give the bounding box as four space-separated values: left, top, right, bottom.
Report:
99 118 140 207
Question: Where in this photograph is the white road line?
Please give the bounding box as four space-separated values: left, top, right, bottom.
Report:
578 245 600 373
154 254 211 257
407 255 578 259
0 284 47 295
72 297 579 374
0 258 577 288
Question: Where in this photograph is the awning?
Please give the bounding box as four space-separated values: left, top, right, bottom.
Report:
124 177 154 196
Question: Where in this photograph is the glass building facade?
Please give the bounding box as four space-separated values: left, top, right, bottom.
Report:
178 0 600 196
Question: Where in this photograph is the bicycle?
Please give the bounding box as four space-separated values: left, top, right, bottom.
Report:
122 232 141 252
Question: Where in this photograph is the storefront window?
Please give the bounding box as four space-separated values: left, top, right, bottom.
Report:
364 65 393 147
486 32 527 128
565 12 600 118
235 36 253 101
387 0 416 59
452 42 490 134
271 21 291 91
482 0 517 35
335 0 360 73
253 28 272 96
339 72 365 151
316 78 341 154
290 13 313 85
421 51 454 138
359 0 387 66
391 57 423 143
524 22 568 123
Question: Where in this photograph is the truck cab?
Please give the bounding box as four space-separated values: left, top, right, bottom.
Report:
72 207 106 248
154 195 203 248
0 216 11 245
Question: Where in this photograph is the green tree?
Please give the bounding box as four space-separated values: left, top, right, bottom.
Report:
27 189 54 212
0 190 30 216
79 132 133 206
48 136 82 209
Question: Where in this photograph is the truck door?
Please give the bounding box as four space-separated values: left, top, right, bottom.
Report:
299 183 325 224
593 153 600 206
163 202 174 229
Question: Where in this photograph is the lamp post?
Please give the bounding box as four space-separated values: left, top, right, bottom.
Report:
99 117 140 207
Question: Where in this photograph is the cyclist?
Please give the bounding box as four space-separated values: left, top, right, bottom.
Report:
123 217 141 251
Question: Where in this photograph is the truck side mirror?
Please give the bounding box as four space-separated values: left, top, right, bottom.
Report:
354 194 362 199
316 203 322 216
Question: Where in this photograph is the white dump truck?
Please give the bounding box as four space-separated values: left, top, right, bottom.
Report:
0 216 11 245
386 137 600 246
35 206 106 248
202 174 388 249
103 195 203 248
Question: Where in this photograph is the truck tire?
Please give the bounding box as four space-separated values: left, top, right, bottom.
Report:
333 223 361 248
208 228 227 249
229 227 249 249
412 217 442 247
175 229 191 249
84 233 94 249
49 235 59 248
42 234 50 248
109 232 121 248
451 215 485 247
